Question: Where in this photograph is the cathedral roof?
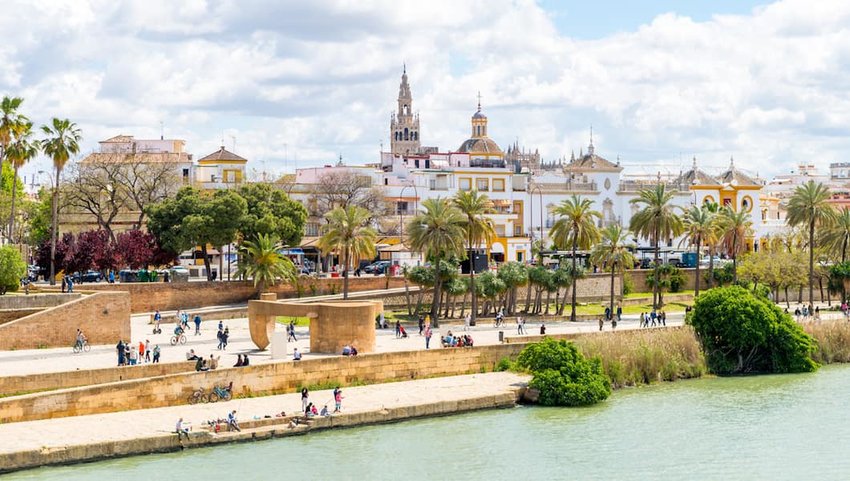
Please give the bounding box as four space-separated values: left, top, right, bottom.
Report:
472 110 487 120
457 137 502 154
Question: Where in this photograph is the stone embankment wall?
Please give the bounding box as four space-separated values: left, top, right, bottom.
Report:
0 344 524 424
0 361 195 397
0 293 81 309
628 268 697 293
76 277 407 313
0 292 131 350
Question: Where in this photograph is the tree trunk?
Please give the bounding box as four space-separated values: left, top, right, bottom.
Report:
609 262 616 322
842 236 848 303
525 283 532 313
570 236 579 322
49 168 60 286
653 225 660 310
809 220 815 305
201 244 213 281
707 245 715 289
694 236 701 297
430 268 442 327
732 231 738 283
8 167 18 243
460 291 467 317
544 290 551 315
404 276 412 315
342 246 350 299
785 286 790 308
469 233 478 324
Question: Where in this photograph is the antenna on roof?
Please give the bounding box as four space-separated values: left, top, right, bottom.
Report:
159 121 164 140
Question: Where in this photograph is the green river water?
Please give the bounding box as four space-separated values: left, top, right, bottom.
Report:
9 365 850 480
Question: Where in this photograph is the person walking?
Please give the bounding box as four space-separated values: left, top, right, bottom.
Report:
61 276 66 293
301 388 310 413
333 387 343 413
194 313 202 335
144 339 151 363
288 321 297 342
108 270 115 284
639 312 646 328
418 315 424 336
650 309 657 327
222 327 229 350
116 339 125 366
464 313 471 331
517 316 524 335
540 322 546 335
616 304 623 322
424 324 432 349
661 310 666 327
604 305 611 322
598 317 604 331
66 276 74 293
217 328 224 350
138 340 145 363
396 320 402 339
152 344 161 363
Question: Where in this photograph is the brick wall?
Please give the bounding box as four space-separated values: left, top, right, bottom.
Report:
75 277 408 313
0 343 525 423
0 292 131 350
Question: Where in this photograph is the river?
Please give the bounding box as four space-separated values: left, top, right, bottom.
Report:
9 365 850 480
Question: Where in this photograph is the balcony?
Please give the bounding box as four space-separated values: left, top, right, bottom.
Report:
618 180 690 193
533 181 597 193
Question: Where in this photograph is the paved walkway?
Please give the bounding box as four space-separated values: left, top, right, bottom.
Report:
0 311 686 376
0 371 528 456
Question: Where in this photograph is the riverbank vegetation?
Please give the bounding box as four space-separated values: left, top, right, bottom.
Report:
688 286 818 374
802 320 850 364
516 338 611 406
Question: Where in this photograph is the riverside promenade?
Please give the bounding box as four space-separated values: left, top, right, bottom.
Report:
0 372 529 473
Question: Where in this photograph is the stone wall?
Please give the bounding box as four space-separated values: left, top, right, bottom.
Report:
0 308 43 326
75 277 407 313
628 268 697 293
0 343 525 423
0 293 81 309
0 292 131 350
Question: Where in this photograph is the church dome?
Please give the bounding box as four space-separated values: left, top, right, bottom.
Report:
472 110 487 120
458 137 502 154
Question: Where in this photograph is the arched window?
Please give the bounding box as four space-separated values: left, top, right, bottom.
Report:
403 105 409 115
404 128 409 141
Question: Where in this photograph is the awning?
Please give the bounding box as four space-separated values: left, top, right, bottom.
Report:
281 248 305 255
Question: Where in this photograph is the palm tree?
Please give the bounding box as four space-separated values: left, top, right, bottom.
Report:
629 184 684 309
787 180 837 304
681 204 715 297
6 121 39 242
406 198 466 326
41 118 82 285
590 225 636 322
822 207 850 302
0 96 26 173
550 195 601 322
718 207 753 282
453 189 495 323
237 233 296 294
317 205 377 299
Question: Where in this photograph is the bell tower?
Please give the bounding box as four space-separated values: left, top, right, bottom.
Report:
390 65 421 155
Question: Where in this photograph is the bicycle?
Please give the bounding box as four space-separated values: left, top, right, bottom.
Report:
72 340 91 353
170 333 187 346
188 387 207 405
207 382 233 403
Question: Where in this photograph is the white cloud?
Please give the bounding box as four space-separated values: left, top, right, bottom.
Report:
2 0 850 180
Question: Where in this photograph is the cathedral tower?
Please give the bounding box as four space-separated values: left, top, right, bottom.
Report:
390 66 421 155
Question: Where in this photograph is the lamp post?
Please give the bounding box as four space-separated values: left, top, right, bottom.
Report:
529 183 544 243
399 181 417 246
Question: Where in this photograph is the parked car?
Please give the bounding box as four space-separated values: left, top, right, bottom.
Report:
363 260 391 275
73 270 103 283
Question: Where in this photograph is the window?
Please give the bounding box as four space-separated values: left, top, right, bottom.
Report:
305 223 320 237
476 178 489 191
396 201 409 215
493 178 505 192
459 178 472 191
495 224 506 237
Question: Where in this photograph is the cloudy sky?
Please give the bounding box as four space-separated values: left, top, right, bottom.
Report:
4 0 849 182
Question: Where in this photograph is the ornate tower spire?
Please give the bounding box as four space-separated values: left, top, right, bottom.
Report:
692 156 697 170
588 125 595 155
390 66 420 155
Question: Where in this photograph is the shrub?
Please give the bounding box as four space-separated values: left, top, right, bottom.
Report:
0 246 25 294
688 286 818 374
494 357 515 372
516 338 611 406
622 272 634 296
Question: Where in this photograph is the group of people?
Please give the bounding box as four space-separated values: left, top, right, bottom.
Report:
216 321 230 350
794 304 820 321
233 354 251 366
341 345 358 356
116 339 160 365
640 310 667 328
193 353 220 371
302 387 343 417
441 330 473 348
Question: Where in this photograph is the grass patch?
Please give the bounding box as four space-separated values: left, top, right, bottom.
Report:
573 301 692 316
573 327 706 388
275 316 311 326
802 320 850 364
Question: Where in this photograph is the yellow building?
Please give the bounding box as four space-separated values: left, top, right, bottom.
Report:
195 146 248 189
456 99 505 167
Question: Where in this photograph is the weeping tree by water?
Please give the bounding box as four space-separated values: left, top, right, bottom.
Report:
550 195 601 322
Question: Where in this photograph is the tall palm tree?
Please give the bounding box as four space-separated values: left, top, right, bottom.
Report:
681 204 715 297
6 121 39 242
453 189 495 323
629 184 684 309
0 96 26 174
41 118 82 285
550 195 601 322
406 198 466 326
821 207 850 302
590 225 636 322
718 207 753 282
237 233 296 294
317 205 377 299
787 180 837 304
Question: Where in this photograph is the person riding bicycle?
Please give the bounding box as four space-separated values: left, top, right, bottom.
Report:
174 324 185 336
74 329 86 350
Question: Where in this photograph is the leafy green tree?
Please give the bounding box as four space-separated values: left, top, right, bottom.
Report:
406 198 465 326
0 96 26 175
630 184 684 309
237 233 296 294
41 118 82 285
681 204 715 297
646 264 686 305
717 207 753 282
552 265 576 316
527 266 554 315
5 120 39 242
317 205 377 299
688 286 818 374
550 195 601 322
453 189 495 323
406 265 435 315
496 261 528 315
237 182 307 246
787 180 837 304
444 275 467 319
516 338 611 407
590 225 636 320
0 245 25 294
28 188 53 246
821 207 850 302
476 270 506 316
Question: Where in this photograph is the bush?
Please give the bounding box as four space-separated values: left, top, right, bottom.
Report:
0 246 25 294
688 286 818 374
516 338 611 406
494 357 515 372
622 272 634 295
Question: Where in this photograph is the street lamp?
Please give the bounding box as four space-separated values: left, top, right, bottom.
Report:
529 182 544 243
398 181 418 246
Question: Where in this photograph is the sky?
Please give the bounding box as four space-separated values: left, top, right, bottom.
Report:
3 0 849 183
